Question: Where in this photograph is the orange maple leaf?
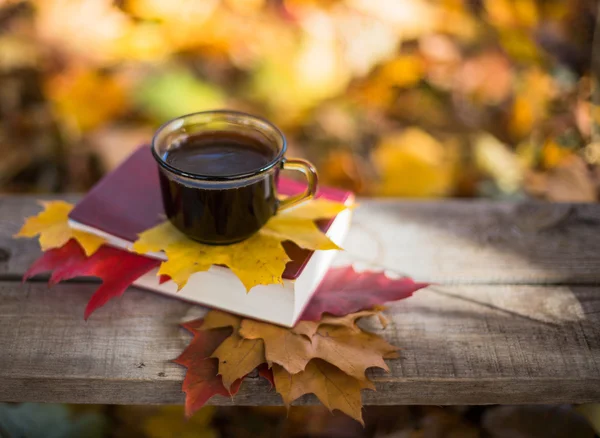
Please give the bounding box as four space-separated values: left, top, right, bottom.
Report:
272 360 375 425
239 319 396 380
180 309 398 425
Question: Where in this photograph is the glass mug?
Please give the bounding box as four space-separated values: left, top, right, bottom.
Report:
151 110 318 245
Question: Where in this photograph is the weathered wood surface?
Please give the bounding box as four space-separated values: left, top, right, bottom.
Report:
2 197 600 284
0 196 599 405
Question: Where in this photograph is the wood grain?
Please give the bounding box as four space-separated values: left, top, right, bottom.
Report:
1 196 600 405
0 282 598 405
341 200 600 284
2 196 600 284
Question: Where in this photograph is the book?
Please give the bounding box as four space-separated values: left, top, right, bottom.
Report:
68 146 354 326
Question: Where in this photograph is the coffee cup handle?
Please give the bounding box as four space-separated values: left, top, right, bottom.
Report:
277 158 318 212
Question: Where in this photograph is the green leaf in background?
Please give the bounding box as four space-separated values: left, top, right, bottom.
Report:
0 403 107 438
133 67 226 122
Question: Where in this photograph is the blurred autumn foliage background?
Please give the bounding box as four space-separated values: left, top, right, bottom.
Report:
2 2 600 436
0 0 599 200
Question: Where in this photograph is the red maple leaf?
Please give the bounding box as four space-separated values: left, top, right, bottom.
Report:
175 320 241 417
258 363 274 388
24 239 159 319
299 266 428 321
176 319 274 416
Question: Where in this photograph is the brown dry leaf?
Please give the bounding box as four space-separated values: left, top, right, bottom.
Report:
210 332 265 390
202 310 241 331
525 155 597 202
239 317 396 380
239 319 314 373
15 201 105 256
133 199 346 291
198 310 265 391
292 308 384 339
456 52 513 105
377 312 389 328
273 360 375 425
319 150 369 194
312 325 396 377
88 127 154 172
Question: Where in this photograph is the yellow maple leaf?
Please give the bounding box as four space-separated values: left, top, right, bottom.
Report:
509 68 554 138
15 201 105 256
132 199 347 291
377 55 424 89
278 198 349 220
132 220 186 254
541 139 573 170
45 68 128 132
484 0 539 28
262 216 340 251
159 241 224 288
225 233 291 290
273 360 374 425
372 128 457 197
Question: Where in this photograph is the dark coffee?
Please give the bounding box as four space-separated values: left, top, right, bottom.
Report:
163 133 274 177
158 132 278 244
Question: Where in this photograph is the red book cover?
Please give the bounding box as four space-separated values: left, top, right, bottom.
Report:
69 146 353 279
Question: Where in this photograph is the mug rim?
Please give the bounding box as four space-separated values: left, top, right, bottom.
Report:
151 110 287 182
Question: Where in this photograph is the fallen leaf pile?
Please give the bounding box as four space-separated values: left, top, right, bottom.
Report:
177 309 393 425
132 198 348 291
176 269 427 424
16 200 429 425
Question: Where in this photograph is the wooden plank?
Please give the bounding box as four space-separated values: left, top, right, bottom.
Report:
2 196 600 284
342 200 600 284
0 281 598 405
